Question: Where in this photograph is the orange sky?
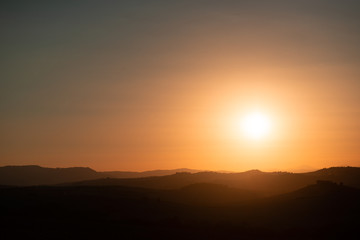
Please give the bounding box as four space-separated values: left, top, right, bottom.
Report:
1 1 360 172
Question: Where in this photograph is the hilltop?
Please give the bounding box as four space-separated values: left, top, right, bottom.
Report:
63 166 360 196
1 165 360 197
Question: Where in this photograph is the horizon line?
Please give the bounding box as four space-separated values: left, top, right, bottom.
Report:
1 164 359 174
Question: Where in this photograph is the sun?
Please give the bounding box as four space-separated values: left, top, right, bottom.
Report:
241 112 271 140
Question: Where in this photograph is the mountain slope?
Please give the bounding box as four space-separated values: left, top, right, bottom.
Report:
1 165 360 197
244 181 360 233
0 165 200 186
103 168 201 178
0 165 103 186
1 181 359 239
64 167 360 196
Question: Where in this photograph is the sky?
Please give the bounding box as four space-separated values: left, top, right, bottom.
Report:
1 0 360 172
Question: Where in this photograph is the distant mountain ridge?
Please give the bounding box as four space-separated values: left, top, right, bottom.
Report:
63 166 360 196
0 165 101 186
0 165 202 186
103 168 201 179
1 165 360 197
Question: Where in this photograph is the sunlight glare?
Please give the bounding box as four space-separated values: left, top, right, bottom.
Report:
241 112 271 140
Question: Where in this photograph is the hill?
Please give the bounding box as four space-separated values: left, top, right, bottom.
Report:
0 165 102 186
64 167 360 196
1 165 360 197
0 165 200 186
1 181 359 239
244 181 360 231
103 168 201 178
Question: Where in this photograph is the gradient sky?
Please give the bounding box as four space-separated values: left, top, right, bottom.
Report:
1 0 360 172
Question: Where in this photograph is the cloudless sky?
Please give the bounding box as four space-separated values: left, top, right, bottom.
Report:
1 0 360 171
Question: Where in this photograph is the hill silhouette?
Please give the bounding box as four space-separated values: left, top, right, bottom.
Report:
62 166 360 196
1 180 359 239
2 165 360 197
244 181 360 232
103 168 201 178
0 165 102 186
0 165 201 186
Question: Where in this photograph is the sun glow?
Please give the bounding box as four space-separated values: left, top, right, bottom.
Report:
241 112 271 140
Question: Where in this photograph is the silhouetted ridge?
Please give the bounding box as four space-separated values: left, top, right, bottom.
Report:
243 169 264 174
57 166 360 196
0 165 202 186
270 180 357 201
304 166 360 188
104 168 201 178
2 166 360 197
309 166 360 176
0 165 102 186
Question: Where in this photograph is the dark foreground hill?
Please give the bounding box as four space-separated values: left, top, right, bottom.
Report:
1 181 359 240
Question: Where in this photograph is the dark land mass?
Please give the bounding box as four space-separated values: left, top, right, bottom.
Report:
0 165 201 186
63 166 360 196
1 166 360 239
0 165 102 186
1 182 360 239
2 165 360 197
103 168 201 179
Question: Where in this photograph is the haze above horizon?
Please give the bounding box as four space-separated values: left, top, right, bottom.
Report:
1 1 360 172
